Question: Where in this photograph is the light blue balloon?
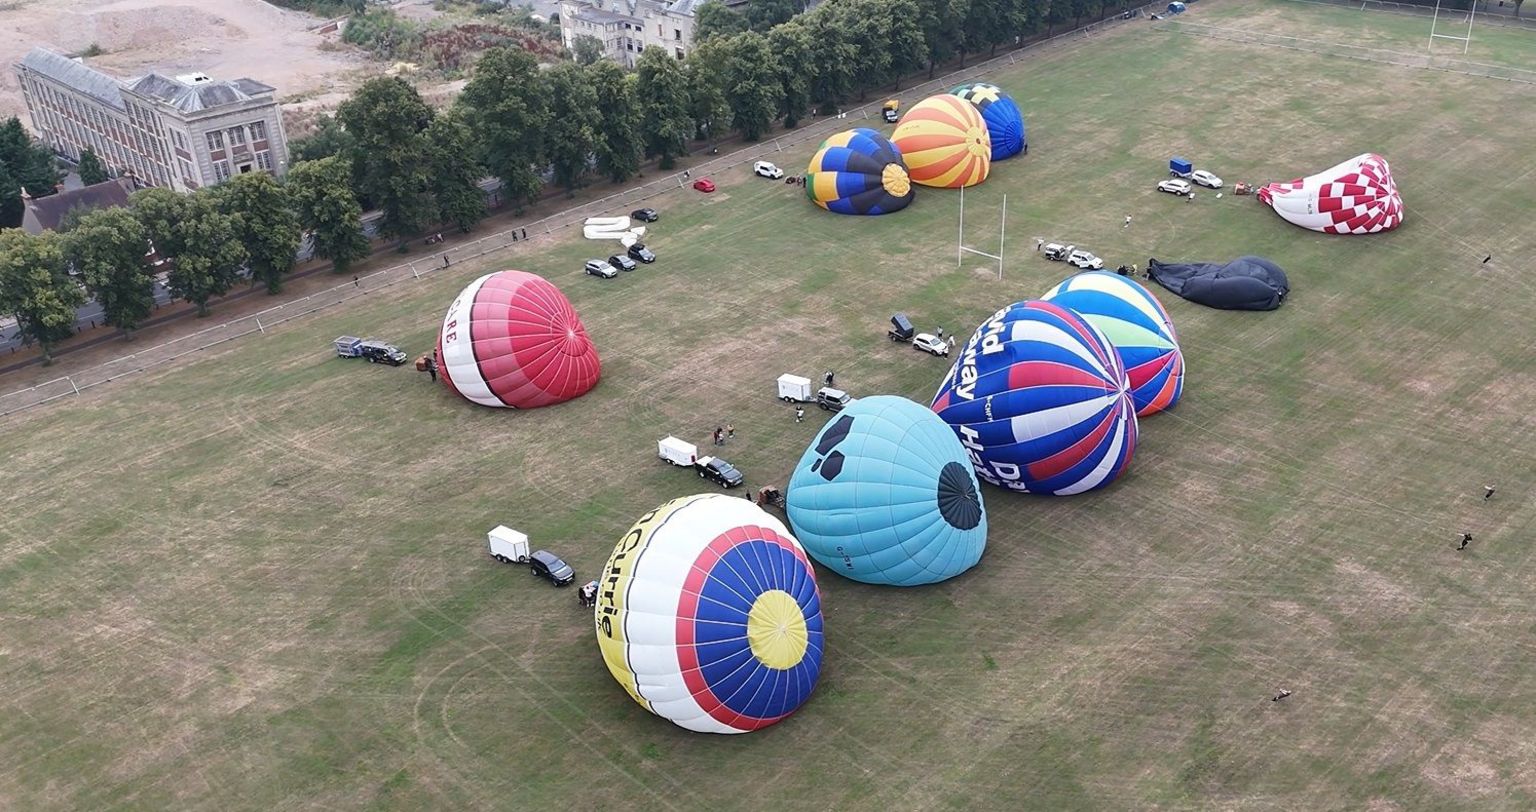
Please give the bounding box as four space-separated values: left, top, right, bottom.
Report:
786 396 987 586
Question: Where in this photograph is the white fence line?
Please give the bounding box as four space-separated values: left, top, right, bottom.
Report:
0 5 1156 420
1160 19 1536 82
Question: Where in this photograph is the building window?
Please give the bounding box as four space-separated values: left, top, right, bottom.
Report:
256 151 272 171
247 121 266 142
674 28 682 40
675 47 684 60
214 160 231 182
206 131 224 151
228 126 246 147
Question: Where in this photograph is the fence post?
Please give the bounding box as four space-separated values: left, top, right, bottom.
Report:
256 317 265 335
68 376 79 395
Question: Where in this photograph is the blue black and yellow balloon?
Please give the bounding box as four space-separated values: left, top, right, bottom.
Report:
805 128 914 215
951 83 1026 160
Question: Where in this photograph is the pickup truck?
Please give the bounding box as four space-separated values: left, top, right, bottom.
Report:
695 456 745 488
334 336 408 365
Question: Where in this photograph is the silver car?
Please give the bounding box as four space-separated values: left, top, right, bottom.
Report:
583 259 618 278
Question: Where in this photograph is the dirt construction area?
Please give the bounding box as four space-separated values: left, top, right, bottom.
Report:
0 0 368 126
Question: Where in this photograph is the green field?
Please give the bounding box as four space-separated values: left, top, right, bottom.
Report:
4 1 1536 807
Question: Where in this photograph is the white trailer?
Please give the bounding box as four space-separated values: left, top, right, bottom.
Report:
658 436 698 467
776 374 813 402
487 525 530 564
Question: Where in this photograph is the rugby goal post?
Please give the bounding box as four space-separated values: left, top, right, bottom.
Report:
1428 0 1475 55
957 186 1006 280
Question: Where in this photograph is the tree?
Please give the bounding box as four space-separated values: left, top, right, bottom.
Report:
0 229 83 363
571 34 605 65
721 33 783 141
1512 0 1523 16
166 194 248 316
744 0 798 31
129 187 190 259
338 77 436 240
634 46 693 169
767 24 812 128
216 172 300 294
287 157 370 275
289 114 354 163
684 42 733 141
0 117 61 201
835 0 893 101
589 61 644 183
77 147 109 185
694 2 748 41
541 63 601 192
64 207 154 335
0 163 21 229
885 0 931 85
804 12 858 112
460 47 550 210
918 0 969 76
424 110 487 232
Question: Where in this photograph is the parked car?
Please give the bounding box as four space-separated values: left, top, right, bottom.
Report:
1157 178 1192 196
631 207 659 222
584 259 618 278
1191 169 1223 189
1067 249 1105 270
693 178 716 193
627 243 656 263
913 333 950 357
695 455 745 488
334 336 408 366
815 387 852 411
754 161 784 179
529 549 575 586
1042 242 1070 260
608 254 638 272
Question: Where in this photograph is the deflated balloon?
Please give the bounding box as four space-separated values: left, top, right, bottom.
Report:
1258 153 1403 234
1042 272 1183 416
435 271 600 408
805 128 914 215
931 301 1138 495
787 396 987 586
596 494 823 734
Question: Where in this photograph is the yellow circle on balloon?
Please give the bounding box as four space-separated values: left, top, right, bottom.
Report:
882 163 911 197
746 589 810 670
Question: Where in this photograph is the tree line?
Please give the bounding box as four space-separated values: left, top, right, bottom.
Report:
0 0 1140 363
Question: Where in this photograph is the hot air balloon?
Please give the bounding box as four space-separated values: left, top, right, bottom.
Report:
435 270 600 408
1258 153 1403 234
950 83 1026 160
1147 256 1290 311
596 494 823 734
931 301 1138 495
805 128 914 215
1042 272 1183 417
786 396 987 586
891 95 991 189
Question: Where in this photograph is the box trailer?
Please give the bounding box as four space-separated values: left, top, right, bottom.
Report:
658 436 698 466
776 374 813 402
487 525 530 563
1169 157 1193 178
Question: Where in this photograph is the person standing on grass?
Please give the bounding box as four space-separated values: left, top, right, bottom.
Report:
726 424 735 439
795 407 805 423
427 357 437 382
1485 485 1496 501
1458 532 1473 551
825 370 835 387
1272 689 1292 702
1124 214 1132 228
948 335 957 350
1036 238 1044 251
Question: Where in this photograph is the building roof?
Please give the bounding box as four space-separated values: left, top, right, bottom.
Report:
575 6 636 23
664 0 706 14
18 48 126 110
126 72 275 114
20 178 134 235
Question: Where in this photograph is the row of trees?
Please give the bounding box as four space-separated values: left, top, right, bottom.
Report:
0 162 376 361
0 117 64 229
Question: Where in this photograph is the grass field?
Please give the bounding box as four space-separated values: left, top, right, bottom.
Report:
4 1 1536 808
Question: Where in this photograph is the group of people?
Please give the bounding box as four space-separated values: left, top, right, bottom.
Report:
712 424 735 445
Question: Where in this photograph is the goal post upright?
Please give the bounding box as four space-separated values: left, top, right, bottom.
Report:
957 186 1007 281
1428 0 1475 55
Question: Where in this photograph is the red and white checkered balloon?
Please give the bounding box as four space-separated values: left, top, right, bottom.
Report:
1258 153 1403 235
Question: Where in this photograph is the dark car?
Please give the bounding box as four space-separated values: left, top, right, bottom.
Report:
608 254 638 272
695 456 745 488
631 208 659 222
529 549 575 586
628 243 656 263
359 340 408 365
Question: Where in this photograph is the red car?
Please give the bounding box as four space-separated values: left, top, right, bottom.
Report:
692 178 716 193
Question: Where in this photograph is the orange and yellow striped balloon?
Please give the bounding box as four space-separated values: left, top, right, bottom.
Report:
890 95 991 189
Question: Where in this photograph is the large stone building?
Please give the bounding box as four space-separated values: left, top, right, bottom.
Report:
558 0 706 67
14 48 290 194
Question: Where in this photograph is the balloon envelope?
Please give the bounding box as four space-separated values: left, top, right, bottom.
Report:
596 494 824 734
1148 256 1290 311
435 271 600 408
805 128 914 215
951 83 1025 160
931 301 1138 495
1042 272 1183 416
891 95 991 189
1258 153 1403 234
787 396 987 586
